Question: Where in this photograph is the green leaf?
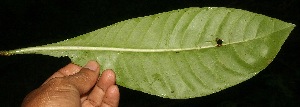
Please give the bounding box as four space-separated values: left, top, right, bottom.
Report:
1 7 295 99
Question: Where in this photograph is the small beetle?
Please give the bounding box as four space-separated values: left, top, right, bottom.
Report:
216 38 223 47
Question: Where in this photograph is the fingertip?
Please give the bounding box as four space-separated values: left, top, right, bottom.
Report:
84 60 100 72
101 69 116 80
98 69 116 87
103 85 120 107
108 85 120 97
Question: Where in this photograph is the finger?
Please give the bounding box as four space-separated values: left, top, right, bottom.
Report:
82 69 116 106
56 63 82 76
66 61 100 95
43 63 82 85
101 85 120 107
22 61 100 107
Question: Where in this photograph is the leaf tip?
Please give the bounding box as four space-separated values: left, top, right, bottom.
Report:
0 51 13 56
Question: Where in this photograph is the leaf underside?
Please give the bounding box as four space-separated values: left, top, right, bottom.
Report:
3 7 295 99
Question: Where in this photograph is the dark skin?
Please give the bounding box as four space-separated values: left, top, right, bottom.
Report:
22 61 120 107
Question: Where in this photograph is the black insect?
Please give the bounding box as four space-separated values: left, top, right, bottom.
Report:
216 38 223 47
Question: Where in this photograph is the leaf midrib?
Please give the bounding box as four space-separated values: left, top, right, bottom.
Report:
4 23 293 55
4 38 263 54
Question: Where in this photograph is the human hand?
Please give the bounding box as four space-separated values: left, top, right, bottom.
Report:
22 61 120 107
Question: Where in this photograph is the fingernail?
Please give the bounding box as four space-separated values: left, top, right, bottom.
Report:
84 61 98 71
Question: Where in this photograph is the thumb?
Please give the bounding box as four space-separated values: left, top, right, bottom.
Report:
66 61 100 94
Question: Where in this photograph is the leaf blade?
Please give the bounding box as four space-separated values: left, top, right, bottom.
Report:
2 7 295 99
